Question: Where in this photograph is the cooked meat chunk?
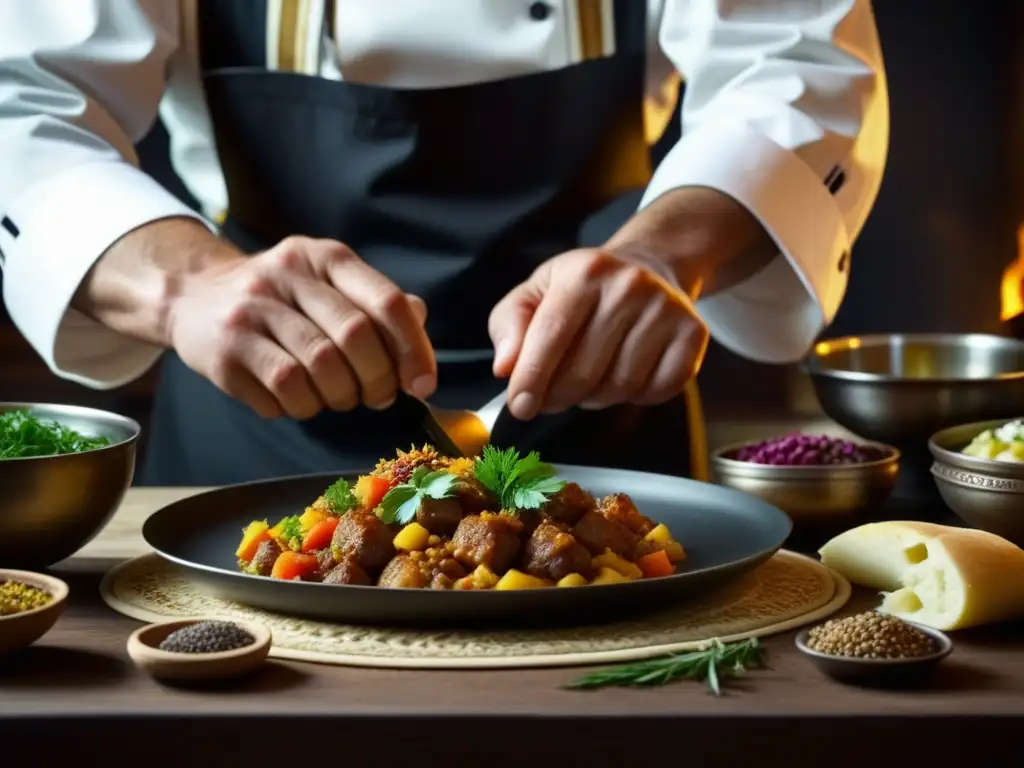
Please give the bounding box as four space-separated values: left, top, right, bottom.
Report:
451 513 523 572
541 482 597 526
323 557 372 586
573 509 638 558
378 555 428 589
516 508 543 537
522 521 593 582
598 493 654 537
313 548 337 580
633 538 659 560
416 496 464 535
249 539 283 576
452 476 497 516
331 509 396 572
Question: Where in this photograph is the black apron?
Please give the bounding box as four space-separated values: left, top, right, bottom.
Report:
140 0 706 486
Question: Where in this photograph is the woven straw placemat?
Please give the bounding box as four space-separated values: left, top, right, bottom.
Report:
100 550 849 670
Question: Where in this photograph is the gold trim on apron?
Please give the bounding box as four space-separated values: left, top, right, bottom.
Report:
267 0 319 73
683 379 709 482
575 0 617 60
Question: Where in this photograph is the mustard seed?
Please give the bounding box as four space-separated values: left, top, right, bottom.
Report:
0 580 53 616
805 611 935 659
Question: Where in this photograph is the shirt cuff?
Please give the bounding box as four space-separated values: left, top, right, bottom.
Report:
640 121 851 364
0 160 215 389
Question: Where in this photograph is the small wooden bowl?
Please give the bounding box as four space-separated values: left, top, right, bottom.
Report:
127 617 272 682
0 569 69 655
795 621 953 686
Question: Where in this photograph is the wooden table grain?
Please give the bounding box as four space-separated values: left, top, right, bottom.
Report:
3 488 1023 766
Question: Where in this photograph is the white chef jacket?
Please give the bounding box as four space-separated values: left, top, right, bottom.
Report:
0 0 889 390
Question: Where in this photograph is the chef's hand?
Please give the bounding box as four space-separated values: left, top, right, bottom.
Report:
169 235 437 420
488 249 709 420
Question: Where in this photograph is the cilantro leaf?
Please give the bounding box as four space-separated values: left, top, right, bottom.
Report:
274 515 304 550
379 467 459 525
474 445 565 511
323 477 358 514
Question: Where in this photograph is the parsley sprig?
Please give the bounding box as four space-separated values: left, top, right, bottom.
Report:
564 638 767 696
473 445 566 512
323 478 358 514
0 409 110 459
379 466 459 525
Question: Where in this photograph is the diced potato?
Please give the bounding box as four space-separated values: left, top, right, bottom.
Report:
393 522 431 552
472 564 499 589
592 549 643 580
591 566 631 585
235 521 270 560
662 540 686 563
299 507 329 533
645 523 672 544
495 569 552 590
557 573 588 588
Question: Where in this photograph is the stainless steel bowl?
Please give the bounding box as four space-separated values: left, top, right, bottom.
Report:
928 419 1024 547
710 440 901 530
0 403 140 568
804 334 1024 446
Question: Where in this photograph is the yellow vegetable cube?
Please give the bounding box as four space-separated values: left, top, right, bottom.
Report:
393 522 431 552
299 507 329 533
235 520 270 560
495 569 552 590
557 573 588 587
662 540 686 563
645 524 672 544
591 566 630 585
592 550 643 580
471 565 500 589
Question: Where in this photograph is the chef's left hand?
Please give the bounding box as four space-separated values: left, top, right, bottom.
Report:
488 249 709 421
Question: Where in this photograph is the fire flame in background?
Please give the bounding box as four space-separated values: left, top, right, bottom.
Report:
1000 225 1024 321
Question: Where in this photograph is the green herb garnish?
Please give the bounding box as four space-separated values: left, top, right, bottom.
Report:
473 445 566 512
323 477 358 514
379 466 459 525
0 409 110 459
563 638 767 696
274 515 304 551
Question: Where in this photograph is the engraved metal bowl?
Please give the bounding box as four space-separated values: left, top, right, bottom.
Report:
710 440 901 539
804 334 1024 447
0 403 140 568
928 419 1024 546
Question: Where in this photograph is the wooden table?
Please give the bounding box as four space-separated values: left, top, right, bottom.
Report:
3 489 1024 766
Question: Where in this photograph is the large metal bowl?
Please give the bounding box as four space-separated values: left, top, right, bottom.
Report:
928 419 1024 547
804 334 1024 446
0 403 140 568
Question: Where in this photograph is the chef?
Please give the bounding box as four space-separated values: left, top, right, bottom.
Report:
0 0 888 486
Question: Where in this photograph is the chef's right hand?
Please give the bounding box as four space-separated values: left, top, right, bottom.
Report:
168 235 437 420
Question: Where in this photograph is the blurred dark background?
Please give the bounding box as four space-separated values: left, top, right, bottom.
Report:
2 1 1022 448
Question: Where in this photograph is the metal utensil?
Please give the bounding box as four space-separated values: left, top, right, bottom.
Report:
0 403 140 569
928 418 1024 547
397 389 508 458
804 333 1024 446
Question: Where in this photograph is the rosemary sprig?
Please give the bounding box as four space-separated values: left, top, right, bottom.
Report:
563 638 767 696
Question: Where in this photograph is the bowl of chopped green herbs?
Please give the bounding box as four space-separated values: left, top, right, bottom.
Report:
0 403 140 568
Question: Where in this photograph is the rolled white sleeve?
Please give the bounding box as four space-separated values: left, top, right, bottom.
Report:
645 0 889 363
0 0 212 389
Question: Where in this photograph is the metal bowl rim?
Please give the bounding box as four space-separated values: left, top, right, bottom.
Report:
802 333 1024 384
710 439 901 477
0 401 141 463
927 418 1024 479
794 622 953 666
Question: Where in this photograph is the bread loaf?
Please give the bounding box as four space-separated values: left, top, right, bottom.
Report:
818 521 1024 630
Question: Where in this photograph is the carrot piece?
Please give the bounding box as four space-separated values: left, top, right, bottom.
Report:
357 476 391 511
638 549 675 579
270 551 319 581
236 521 271 563
301 516 340 553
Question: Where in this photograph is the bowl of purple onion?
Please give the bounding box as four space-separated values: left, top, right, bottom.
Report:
711 432 900 531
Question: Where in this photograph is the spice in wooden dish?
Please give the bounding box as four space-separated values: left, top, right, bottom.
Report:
158 620 255 654
805 611 935 659
0 580 53 616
